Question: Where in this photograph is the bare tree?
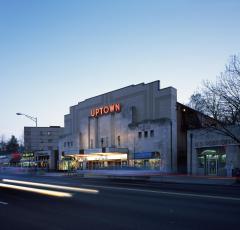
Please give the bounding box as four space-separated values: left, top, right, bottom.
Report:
188 93 206 114
205 55 240 124
189 88 222 120
188 54 240 144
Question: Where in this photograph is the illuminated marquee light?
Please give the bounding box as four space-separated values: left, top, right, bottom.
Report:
90 103 121 117
83 153 128 161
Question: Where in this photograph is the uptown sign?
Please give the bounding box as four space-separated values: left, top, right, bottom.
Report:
90 103 121 117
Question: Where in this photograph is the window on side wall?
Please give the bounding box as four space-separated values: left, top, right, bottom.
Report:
150 130 154 137
144 131 148 138
138 132 142 138
117 136 121 146
90 139 93 149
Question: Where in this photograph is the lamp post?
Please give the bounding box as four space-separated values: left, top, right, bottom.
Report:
16 113 38 127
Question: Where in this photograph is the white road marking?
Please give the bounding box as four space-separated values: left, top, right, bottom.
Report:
0 201 8 205
82 184 240 202
0 183 72 198
2 179 99 194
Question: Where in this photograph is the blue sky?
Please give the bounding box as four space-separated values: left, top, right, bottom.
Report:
0 0 240 140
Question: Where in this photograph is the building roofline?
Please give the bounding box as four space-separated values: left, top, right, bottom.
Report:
24 126 63 128
75 80 160 106
176 102 217 122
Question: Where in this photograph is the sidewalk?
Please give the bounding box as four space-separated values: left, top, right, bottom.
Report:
149 174 239 186
43 170 240 186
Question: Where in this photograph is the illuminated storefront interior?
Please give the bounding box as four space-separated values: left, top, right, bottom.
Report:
20 152 35 167
130 152 161 170
36 154 50 168
34 151 56 170
59 152 128 170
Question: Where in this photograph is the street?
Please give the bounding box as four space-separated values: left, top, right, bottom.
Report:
0 173 240 230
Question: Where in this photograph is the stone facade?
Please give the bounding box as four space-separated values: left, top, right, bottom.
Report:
59 81 178 172
59 80 211 172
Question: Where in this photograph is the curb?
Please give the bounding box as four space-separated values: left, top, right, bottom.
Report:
149 177 237 186
42 172 239 186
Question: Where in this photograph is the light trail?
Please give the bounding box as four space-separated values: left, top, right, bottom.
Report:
0 201 8 205
0 183 72 198
2 179 99 194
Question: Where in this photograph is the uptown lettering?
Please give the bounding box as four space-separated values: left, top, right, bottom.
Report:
90 103 121 117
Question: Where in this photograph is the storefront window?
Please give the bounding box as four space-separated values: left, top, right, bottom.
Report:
134 152 161 169
58 156 79 171
134 159 160 169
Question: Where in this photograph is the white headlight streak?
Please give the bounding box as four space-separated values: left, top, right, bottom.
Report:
0 182 72 198
2 179 99 194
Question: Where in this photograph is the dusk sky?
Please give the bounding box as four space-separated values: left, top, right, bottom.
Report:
0 0 240 140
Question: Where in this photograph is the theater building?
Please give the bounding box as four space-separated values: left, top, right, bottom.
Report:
59 81 208 173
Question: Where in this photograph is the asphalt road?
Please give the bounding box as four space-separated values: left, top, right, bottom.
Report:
0 173 240 230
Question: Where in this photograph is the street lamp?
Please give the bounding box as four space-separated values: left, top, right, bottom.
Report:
16 113 38 127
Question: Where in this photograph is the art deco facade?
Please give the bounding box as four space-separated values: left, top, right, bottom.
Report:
59 81 206 172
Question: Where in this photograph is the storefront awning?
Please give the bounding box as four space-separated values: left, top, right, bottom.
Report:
134 152 160 159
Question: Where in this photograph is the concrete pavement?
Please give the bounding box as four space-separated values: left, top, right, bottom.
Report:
1 174 240 230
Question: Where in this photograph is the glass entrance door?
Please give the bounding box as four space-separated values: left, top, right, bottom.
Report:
207 158 218 176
